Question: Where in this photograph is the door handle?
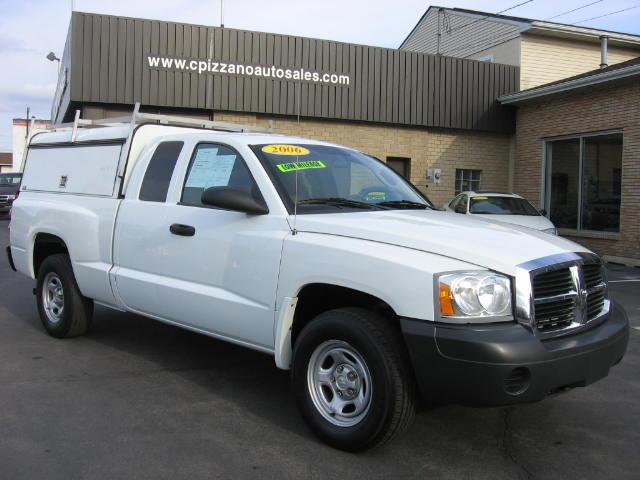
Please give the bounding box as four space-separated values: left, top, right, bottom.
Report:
169 224 196 237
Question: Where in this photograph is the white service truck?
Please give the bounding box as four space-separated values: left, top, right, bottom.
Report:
6 113 629 451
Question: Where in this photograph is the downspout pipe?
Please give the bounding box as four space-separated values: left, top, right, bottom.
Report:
600 35 608 69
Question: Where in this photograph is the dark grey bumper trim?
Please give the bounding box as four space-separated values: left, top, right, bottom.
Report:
400 302 629 406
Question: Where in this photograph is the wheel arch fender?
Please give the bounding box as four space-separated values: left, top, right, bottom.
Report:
274 282 399 370
30 230 71 279
272 232 478 369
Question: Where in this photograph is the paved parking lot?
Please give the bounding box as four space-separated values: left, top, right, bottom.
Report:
0 215 638 479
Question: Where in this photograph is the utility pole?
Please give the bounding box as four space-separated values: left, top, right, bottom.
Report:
220 0 224 28
436 8 442 55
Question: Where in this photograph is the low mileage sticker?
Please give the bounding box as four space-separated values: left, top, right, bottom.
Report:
276 160 326 173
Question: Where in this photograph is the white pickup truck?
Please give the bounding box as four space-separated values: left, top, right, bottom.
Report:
7 114 629 451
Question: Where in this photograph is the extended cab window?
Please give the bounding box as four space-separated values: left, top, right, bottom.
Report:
181 143 259 207
139 141 184 202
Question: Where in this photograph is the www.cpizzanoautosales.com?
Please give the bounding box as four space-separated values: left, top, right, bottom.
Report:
147 55 350 86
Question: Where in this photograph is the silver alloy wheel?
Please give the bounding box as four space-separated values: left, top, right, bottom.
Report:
42 272 65 324
307 340 373 427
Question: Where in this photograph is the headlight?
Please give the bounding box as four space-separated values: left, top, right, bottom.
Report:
542 227 557 235
437 271 513 322
7 195 16 200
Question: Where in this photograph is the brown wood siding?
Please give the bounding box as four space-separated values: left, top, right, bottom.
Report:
61 12 518 132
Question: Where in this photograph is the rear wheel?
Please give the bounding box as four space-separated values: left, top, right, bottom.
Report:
36 254 93 338
292 308 415 451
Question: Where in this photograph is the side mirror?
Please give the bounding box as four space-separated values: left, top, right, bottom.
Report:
201 187 269 215
454 204 466 214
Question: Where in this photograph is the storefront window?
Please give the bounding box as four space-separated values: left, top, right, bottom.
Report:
545 133 622 233
547 139 580 229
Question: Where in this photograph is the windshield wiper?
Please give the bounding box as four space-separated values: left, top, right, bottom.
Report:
376 200 429 210
297 197 382 210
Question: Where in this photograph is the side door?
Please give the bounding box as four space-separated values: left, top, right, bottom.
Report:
114 141 289 351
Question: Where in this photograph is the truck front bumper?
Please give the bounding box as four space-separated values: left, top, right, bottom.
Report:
401 302 629 406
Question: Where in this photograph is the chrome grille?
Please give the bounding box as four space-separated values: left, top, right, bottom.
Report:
583 263 603 288
518 253 610 336
0 195 9 205
533 269 573 297
583 263 605 320
532 268 574 331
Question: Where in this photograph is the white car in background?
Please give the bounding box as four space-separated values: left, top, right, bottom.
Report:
445 191 557 234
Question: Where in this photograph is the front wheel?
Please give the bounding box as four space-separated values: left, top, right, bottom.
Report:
292 308 415 451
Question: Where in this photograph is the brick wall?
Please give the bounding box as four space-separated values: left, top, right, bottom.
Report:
214 112 512 207
513 79 640 260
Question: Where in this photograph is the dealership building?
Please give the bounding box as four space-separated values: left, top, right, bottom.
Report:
49 8 640 262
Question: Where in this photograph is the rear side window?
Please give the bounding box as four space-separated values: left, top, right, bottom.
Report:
451 195 468 212
139 141 184 202
460 195 468 211
181 143 259 207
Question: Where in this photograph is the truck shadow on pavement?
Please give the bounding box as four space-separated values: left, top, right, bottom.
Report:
59 306 545 475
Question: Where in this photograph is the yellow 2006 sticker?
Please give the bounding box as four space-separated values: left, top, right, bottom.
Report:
262 144 310 156
276 160 326 173
473 196 489 200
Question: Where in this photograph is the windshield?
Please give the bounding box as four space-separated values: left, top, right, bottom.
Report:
252 144 432 213
469 196 540 216
0 174 21 186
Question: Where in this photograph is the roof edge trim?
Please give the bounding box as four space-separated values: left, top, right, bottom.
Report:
499 63 640 104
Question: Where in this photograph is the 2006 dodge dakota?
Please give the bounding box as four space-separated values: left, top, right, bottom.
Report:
7 116 629 451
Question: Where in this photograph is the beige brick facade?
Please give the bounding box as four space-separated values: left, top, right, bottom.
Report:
214 112 512 207
513 80 640 260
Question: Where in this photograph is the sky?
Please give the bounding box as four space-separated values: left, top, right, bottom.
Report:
1 0 640 152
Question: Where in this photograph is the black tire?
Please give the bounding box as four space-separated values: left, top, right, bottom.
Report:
292 307 416 451
36 254 93 338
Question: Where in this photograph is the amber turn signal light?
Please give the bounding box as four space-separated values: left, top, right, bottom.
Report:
439 282 455 316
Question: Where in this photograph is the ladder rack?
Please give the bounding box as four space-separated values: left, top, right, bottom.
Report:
19 103 273 174
50 102 272 141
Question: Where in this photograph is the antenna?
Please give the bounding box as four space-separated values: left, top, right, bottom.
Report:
292 80 302 235
220 0 224 27
292 160 299 235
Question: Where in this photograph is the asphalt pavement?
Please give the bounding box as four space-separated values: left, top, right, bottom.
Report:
0 215 638 479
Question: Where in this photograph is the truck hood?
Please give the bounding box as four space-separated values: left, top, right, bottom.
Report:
469 213 555 231
292 210 589 275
